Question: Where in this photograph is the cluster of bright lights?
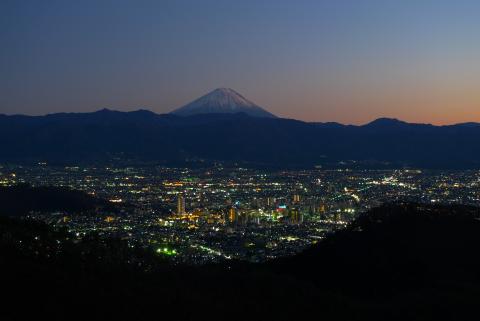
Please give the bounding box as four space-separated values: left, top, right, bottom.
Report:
156 247 177 256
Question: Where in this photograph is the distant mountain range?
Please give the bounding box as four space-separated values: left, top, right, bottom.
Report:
0 110 479 168
1 88 479 168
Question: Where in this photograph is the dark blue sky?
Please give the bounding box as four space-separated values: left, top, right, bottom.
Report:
1 0 480 124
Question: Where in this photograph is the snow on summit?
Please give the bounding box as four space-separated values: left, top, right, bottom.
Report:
170 88 276 118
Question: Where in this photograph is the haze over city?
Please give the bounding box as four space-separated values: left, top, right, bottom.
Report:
2 0 480 124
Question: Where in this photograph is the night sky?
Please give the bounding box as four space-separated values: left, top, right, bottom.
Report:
1 0 480 124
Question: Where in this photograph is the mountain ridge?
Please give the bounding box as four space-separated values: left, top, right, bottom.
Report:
1 111 479 168
2 109 478 128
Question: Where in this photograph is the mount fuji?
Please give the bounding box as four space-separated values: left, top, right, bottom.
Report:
170 88 276 118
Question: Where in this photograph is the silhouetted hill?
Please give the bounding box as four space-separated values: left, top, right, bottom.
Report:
1 110 480 168
0 184 117 217
1 203 480 320
271 203 480 320
275 203 480 290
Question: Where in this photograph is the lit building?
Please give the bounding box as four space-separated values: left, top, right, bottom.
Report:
293 194 301 203
267 197 276 207
228 207 236 223
177 193 186 215
290 207 302 224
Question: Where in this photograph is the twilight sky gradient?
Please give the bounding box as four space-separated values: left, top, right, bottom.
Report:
1 0 480 124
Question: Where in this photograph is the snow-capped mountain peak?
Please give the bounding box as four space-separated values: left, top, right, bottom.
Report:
170 88 276 118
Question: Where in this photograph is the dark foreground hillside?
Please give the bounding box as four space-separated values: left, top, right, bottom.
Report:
1 203 480 321
0 184 120 217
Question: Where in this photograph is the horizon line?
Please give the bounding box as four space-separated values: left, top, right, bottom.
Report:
1 108 479 127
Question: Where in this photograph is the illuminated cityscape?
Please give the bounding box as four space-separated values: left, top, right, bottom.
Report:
2 163 479 264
